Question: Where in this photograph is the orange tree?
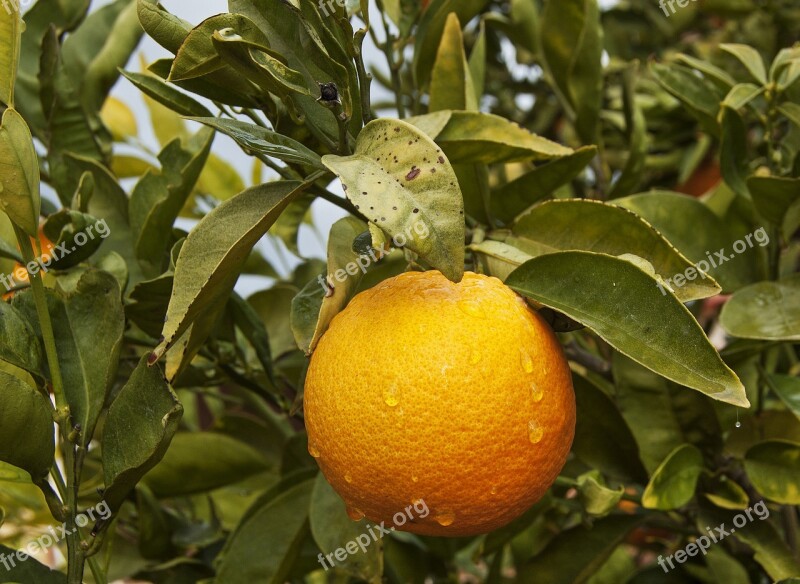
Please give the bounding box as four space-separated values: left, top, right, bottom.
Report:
0 0 799 583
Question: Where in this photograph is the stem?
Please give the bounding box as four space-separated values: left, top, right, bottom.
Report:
354 28 374 125
375 0 406 118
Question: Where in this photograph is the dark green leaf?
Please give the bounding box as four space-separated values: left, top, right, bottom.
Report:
641 444 703 510
0 370 53 480
720 275 800 341
744 440 800 504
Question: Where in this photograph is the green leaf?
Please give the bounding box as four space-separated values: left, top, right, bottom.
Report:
576 471 625 517
41 209 106 269
0 545 66 583
469 240 533 281
120 70 212 118
0 108 41 236
309 473 381 580
744 440 800 504
144 432 273 497
491 146 596 223
170 13 271 81
102 356 183 512
613 191 762 292
508 200 721 302
291 217 368 354
506 252 748 407
408 110 573 164
747 175 800 230
215 479 314 584
468 20 486 101
429 13 477 112
675 53 737 89
720 275 800 341
249 285 303 358
153 181 304 360
16 270 124 447
130 129 215 277
515 515 642 584
0 300 44 379
540 0 603 144
779 102 800 129
704 475 750 510
0 370 54 480
0 5 21 107
650 62 720 135
573 374 647 482
641 444 703 510
720 43 768 85
189 117 325 170
769 374 800 422
720 82 765 112
719 106 751 197
322 118 465 282
608 66 647 198
413 0 489 89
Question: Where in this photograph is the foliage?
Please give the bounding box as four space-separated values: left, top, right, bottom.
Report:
0 0 798 582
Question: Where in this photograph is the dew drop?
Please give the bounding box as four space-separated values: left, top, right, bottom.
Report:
531 384 544 402
528 420 544 444
434 509 455 526
490 485 498 495
344 473 353 483
520 349 534 374
384 386 399 407
411 474 419 483
346 505 365 521
308 443 321 458
735 421 741 428
469 350 481 365
457 300 485 319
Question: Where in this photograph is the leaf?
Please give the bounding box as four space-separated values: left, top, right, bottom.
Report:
613 191 762 292
515 515 642 584
322 118 465 281
291 217 368 354
508 200 720 302
100 96 138 141
747 175 800 230
413 0 489 89
641 444 703 510
153 181 304 360
779 102 800 129
0 108 41 236
469 240 533 281
704 475 750 510
429 13 477 112
120 69 212 118
491 146 596 223
0 370 54 480
408 110 573 164
608 66 647 198
720 82 764 112
744 441 800 504
15 270 124 447
309 473 382 580
719 106 751 197
41 209 107 269
170 13 271 81
572 374 647 482
769 374 800 422
143 433 273 497
540 0 603 144
0 545 66 583
720 275 800 341
720 43 768 84
468 20 486 100
0 300 44 379
576 471 625 517
0 5 21 107
215 479 314 584
675 53 737 88
102 356 183 512
130 129 215 277
506 252 748 407
650 62 720 135
189 117 325 170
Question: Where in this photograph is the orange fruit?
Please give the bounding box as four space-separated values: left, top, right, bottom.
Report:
304 270 576 536
3 226 56 301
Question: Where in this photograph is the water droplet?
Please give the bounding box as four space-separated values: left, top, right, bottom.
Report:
735 421 741 428
384 386 399 407
457 300 485 319
528 420 544 444
346 505 365 521
490 485 498 495
344 473 353 483
434 509 455 526
520 349 534 374
308 443 320 458
470 350 481 365
411 497 424 507
531 384 544 402
411 474 419 483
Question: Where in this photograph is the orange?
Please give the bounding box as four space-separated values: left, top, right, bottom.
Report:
303 270 576 536
2 226 55 301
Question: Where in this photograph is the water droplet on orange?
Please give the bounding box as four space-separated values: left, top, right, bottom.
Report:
528 420 544 444
520 349 534 374
457 300 485 319
308 443 320 458
344 473 353 483
384 386 399 407
434 509 455 526
531 384 544 402
346 505 365 521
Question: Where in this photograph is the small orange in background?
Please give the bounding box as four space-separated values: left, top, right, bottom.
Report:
304 270 576 536
2 225 56 301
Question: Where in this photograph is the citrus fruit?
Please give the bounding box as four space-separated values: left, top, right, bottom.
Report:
304 270 576 536
2 226 55 301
